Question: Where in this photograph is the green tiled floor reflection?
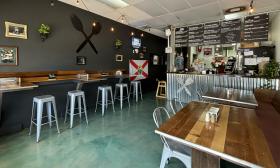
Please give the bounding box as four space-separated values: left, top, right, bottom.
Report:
0 93 185 168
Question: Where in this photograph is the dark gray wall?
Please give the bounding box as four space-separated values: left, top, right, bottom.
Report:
0 0 166 72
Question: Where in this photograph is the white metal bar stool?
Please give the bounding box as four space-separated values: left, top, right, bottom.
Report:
29 95 60 143
114 83 130 109
129 80 143 102
95 86 115 116
64 90 88 128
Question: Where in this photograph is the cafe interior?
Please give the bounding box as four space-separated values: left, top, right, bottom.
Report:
0 0 280 168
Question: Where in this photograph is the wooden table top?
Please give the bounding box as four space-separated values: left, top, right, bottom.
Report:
0 82 38 92
202 87 258 109
155 101 276 168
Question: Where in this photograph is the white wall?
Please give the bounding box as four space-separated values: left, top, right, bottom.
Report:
271 12 280 62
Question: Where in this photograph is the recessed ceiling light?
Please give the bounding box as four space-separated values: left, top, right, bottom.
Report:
96 0 129 9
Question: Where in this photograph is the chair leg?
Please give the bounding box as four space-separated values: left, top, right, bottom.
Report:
36 102 43 143
82 94 88 125
95 90 99 113
126 86 130 107
52 100 60 134
78 96 82 120
120 86 123 110
101 90 105 116
47 102 52 128
160 145 171 168
139 82 143 100
70 95 75 128
29 102 35 136
64 95 69 123
110 88 115 112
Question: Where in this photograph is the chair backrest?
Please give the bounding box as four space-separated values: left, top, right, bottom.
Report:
169 98 183 115
153 107 170 128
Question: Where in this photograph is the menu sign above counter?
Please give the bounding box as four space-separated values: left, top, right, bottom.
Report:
203 21 221 45
188 24 204 46
221 19 241 44
175 27 188 47
244 13 269 42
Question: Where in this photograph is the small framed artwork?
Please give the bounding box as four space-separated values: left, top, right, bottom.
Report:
5 21 28 39
0 46 18 66
116 54 123 62
76 56 87 65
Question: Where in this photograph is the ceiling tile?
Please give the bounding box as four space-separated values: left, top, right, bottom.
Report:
118 6 152 21
122 0 145 5
157 14 181 25
192 2 222 18
134 0 168 16
145 18 167 28
156 0 190 12
187 0 217 7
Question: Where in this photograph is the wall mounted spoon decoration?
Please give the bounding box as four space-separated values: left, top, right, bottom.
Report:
70 14 101 54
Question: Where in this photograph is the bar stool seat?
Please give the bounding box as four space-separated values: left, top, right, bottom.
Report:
95 86 115 116
114 83 130 109
65 90 88 128
29 95 60 143
129 80 143 102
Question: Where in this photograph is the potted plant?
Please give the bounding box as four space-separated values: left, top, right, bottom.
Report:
38 24 51 41
115 39 123 49
262 60 280 88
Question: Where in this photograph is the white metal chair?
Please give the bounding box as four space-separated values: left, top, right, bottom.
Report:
169 98 184 115
153 107 192 168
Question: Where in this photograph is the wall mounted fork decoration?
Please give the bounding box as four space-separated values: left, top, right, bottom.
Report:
70 14 102 54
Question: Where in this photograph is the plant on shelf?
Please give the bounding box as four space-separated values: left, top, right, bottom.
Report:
38 24 51 41
115 39 123 49
261 60 280 89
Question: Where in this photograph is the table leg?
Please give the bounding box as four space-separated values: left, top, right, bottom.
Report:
0 91 3 122
192 149 220 168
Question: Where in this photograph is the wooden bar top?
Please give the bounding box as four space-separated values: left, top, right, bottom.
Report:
0 82 38 92
155 101 276 168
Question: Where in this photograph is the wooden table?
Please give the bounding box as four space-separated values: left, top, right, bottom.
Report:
155 101 276 168
202 87 258 109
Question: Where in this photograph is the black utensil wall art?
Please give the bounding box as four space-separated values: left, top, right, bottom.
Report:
70 14 102 54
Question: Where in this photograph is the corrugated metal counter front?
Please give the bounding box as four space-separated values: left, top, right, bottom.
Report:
167 73 280 103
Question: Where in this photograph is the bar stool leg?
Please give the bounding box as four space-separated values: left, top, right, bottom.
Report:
95 90 100 113
52 100 60 134
105 90 108 109
65 95 69 123
70 95 75 128
126 86 130 107
139 82 143 100
102 89 105 116
120 86 123 110
114 86 117 101
82 94 88 125
36 102 43 143
110 88 115 112
135 83 139 102
129 84 132 100
47 102 52 128
29 102 35 136
78 96 82 120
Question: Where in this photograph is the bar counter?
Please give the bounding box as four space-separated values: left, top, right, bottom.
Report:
167 72 280 103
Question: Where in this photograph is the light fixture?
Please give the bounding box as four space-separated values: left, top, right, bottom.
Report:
76 0 79 5
131 32 134 36
249 0 254 14
50 0 55 6
141 33 144 37
92 22 96 27
110 27 115 32
117 15 128 25
96 0 129 9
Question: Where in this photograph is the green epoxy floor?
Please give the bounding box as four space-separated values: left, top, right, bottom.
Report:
0 93 185 168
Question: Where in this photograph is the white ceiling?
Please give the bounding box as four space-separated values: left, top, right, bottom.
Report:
59 0 280 38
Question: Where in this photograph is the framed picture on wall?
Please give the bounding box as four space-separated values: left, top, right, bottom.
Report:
116 54 123 62
0 46 18 66
76 56 87 65
5 21 28 39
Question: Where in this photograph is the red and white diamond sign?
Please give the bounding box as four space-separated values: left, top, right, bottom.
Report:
129 59 149 81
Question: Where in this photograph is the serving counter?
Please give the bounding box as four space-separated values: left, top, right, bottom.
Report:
167 73 280 103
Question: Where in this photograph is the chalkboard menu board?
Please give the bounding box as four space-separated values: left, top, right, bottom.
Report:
188 24 204 46
221 19 241 44
244 13 269 42
175 27 188 47
203 21 221 45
